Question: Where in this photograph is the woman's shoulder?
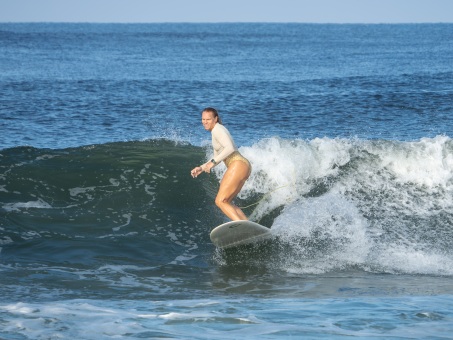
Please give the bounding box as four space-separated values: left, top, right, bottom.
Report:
212 123 235 144
213 123 230 134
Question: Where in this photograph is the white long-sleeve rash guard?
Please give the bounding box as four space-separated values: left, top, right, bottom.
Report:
211 123 238 164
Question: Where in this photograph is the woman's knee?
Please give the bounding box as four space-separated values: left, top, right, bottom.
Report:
215 195 227 208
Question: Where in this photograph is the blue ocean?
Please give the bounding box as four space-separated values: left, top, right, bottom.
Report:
1 23 453 339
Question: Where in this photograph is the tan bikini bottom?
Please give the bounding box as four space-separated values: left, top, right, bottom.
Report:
223 151 251 176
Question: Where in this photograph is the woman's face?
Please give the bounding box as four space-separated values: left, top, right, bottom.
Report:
202 110 218 131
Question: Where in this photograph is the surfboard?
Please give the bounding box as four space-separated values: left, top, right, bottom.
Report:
210 220 272 249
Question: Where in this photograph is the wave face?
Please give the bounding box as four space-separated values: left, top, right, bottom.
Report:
0 140 212 271
1 136 453 277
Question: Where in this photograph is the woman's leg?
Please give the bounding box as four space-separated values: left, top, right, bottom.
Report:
215 161 250 221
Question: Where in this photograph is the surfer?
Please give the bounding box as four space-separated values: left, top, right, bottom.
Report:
191 107 251 221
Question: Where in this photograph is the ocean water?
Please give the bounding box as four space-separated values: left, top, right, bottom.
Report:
1 23 453 339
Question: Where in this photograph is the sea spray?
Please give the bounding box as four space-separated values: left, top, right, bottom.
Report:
208 136 453 275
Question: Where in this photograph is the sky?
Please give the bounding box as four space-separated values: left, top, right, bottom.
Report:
0 0 452 23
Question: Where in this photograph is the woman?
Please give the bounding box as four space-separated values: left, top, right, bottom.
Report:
191 107 251 221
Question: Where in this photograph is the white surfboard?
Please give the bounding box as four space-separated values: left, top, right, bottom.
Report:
210 220 272 249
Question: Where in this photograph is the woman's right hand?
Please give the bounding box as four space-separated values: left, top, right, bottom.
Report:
191 166 203 178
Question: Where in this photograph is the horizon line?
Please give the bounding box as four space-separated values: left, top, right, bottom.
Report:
1 21 452 24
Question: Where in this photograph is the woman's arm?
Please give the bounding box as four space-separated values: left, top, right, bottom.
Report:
191 124 237 177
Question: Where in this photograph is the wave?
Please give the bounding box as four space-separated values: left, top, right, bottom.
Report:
1 136 453 275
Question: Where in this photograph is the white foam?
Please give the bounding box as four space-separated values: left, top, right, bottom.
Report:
208 137 353 221
2 198 52 212
69 186 96 198
0 235 13 245
35 154 57 161
370 135 453 188
373 244 453 275
241 137 351 196
112 213 132 231
0 299 246 338
272 190 453 275
109 178 120 186
272 192 371 273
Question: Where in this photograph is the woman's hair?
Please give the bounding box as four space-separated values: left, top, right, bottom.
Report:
202 107 222 124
